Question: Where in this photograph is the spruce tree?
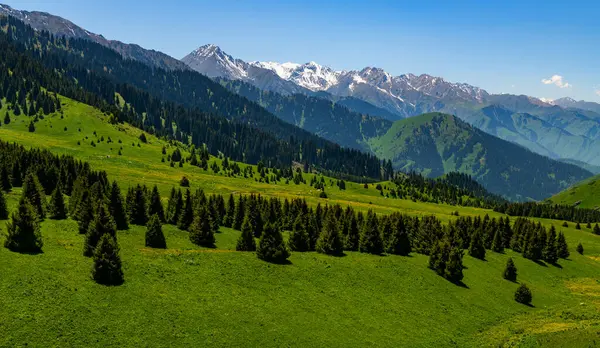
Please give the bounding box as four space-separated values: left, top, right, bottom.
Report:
48 186 67 220
128 185 148 225
0 166 11 192
189 206 215 247
0 189 7 220
288 214 310 252
247 202 264 238
177 189 193 230
359 210 383 255
386 216 411 256
236 215 256 251
575 222 581 230
586 222 592 229
83 204 117 257
147 185 165 222
491 228 504 253
344 213 360 251
233 196 245 230
556 232 570 259
468 230 486 260
3 111 9 125
76 191 94 234
576 242 584 255
316 213 344 256
223 194 235 227
109 181 128 230
145 214 167 249
543 226 558 264
4 198 43 253
256 223 290 263
165 188 182 225
503 257 517 282
22 172 46 219
515 284 532 305
91 234 124 286
445 247 464 284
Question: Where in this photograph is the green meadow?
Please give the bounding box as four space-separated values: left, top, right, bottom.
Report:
2 97 600 347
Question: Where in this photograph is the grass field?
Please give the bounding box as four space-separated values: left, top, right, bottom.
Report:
3 97 600 347
550 174 600 209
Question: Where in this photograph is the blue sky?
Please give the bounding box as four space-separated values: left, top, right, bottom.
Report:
6 0 600 101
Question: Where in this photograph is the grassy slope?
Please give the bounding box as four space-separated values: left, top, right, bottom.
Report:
550 174 600 208
2 98 600 346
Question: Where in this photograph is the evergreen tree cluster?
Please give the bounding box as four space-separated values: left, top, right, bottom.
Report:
495 201 600 224
391 171 507 209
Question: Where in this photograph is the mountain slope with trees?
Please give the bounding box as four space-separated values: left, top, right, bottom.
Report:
368 113 591 201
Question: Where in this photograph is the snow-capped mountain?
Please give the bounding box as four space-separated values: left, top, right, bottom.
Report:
181 45 312 95
181 44 490 118
553 97 600 114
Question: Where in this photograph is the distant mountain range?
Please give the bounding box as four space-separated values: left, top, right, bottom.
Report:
182 44 600 168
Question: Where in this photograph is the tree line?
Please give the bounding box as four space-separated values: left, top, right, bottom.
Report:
495 202 600 223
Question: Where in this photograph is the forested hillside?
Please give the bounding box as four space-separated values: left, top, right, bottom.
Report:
368 113 591 201
221 79 392 151
0 15 388 179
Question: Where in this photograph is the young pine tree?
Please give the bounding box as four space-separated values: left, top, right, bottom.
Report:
359 210 383 255
109 181 128 230
76 191 94 234
576 242 584 255
316 213 344 256
128 185 148 226
21 172 46 220
236 215 256 251
444 247 464 284
222 194 235 228
344 213 360 251
188 206 215 247
515 283 532 305
91 234 124 286
4 198 43 253
543 226 558 264
83 204 117 257
503 257 517 282
491 228 504 253
48 186 67 220
468 230 486 260
177 190 193 230
147 186 165 222
288 214 310 252
556 232 570 259
594 224 600 235
145 214 167 249
386 216 411 256
165 188 182 225
233 196 245 230
256 223 290 263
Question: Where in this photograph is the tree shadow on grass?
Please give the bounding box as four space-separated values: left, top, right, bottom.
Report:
263 259 292 265
550 262 563 269
6 248 44 255
532 260 548 267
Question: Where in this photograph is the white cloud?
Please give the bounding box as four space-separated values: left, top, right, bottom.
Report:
541 75 572 88
595 89 600 97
